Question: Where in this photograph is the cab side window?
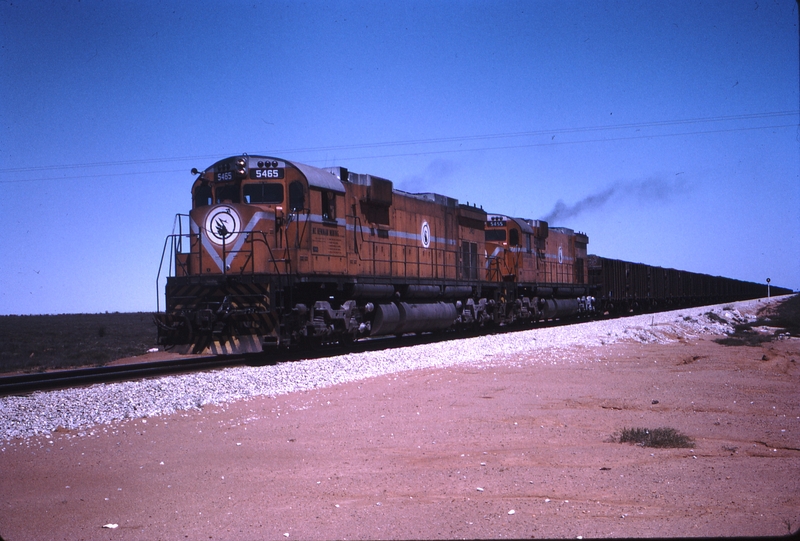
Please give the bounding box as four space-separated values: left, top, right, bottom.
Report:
321 191 337 222
509 228 519 247
485 230 506 242
193 184 212 208
289 181 305 211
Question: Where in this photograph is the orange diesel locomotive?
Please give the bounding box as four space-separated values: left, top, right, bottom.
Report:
155 155 591 353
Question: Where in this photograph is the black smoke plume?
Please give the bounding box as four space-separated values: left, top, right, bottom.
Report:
542 176 687 224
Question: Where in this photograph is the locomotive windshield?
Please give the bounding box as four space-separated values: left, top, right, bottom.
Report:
215 184 240 204
485 230 506 242
243 183 283 204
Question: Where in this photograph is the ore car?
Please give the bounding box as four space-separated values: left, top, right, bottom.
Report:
587 255 779 313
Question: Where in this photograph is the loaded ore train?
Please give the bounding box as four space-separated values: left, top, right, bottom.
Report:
154 155 788 354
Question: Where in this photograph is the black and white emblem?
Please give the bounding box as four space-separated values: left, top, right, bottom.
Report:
420 220 431 249
204 206 241 246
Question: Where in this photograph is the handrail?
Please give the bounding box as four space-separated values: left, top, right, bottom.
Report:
212 228 290 277
234 230 290 276
355 237 478 282
155 230 195 312
157 225 292 309
171 213 190 252
155 235 171 313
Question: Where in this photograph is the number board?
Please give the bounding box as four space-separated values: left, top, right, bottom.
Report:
488 215 506 227
250 168 285 180
215 171 236 182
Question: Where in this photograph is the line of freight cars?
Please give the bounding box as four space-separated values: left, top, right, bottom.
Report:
587 254 790 314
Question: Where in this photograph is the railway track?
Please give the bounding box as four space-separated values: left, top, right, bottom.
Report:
0 355 249 396
0 317 568 396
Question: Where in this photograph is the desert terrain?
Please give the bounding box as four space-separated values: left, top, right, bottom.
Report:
1 299 799 540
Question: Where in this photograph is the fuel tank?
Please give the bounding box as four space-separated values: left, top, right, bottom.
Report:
371 302 457 336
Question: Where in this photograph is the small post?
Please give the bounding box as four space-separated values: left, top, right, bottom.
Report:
766 277 771 298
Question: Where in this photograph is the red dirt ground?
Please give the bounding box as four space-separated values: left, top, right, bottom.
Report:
1 334 799 540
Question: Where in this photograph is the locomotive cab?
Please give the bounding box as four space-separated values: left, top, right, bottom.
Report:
484 215 539 282
157 156 348 353
178 156 347 278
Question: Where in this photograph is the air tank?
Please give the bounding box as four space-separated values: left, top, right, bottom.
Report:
370 302 457 336
539 298 580 320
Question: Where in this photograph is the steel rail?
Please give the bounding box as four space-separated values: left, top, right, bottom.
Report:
0 355 248 396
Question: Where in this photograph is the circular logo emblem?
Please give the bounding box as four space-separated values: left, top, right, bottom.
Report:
420 221 431 249
204 206 241 245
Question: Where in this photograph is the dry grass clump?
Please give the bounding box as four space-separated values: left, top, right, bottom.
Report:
618 427 694 448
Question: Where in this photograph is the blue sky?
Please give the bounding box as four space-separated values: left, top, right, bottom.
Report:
1 0 798 315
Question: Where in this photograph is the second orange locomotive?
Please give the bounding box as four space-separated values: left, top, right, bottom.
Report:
155 155 592 353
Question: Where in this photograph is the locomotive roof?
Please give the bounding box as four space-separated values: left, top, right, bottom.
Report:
398 191 458 207
489 214 536 235
287 159 346 193
509 217 536 235
204 155 346 193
